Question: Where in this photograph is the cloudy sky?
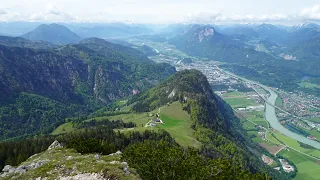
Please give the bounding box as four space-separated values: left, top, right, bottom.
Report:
1 0 320 24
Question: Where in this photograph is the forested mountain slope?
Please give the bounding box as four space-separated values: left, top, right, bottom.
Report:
0 37 175 140
0 70 289 180
128 69 291 180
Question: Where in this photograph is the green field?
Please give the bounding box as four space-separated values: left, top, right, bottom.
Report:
110 102 201 148
159 102 201 148
222 91 244 97
52 111 157 135
298 81 320 89
275 96 283 107
114 99 128 106
246 111 268 128
265 131 320 180
242 121 257 130
224 97 257 108
51 122 74 135
309 129 320 141
308 117 320 123
51 102 200 148
222 91 259 108
268 131 320 158
279 150 320 180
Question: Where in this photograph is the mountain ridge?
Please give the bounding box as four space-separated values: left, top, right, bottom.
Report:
0 36 176 140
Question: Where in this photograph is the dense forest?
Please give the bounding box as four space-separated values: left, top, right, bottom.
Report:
0 36 175 140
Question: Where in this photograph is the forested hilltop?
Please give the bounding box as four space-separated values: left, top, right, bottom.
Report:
127 70 294 179
0 36 175 140
0 70 290 179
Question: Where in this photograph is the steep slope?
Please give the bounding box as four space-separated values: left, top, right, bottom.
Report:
0 37 175 140
21 24 81 45
128 69 289 179
130 69 230 131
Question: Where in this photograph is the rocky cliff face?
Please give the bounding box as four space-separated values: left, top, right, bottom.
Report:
0 37 175 105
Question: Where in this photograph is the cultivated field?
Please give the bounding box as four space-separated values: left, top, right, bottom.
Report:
279 150 320 180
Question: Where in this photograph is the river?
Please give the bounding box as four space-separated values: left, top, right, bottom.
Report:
220 68 320 149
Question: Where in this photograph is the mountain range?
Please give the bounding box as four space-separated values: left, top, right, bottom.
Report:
0 36 175 140
69 23 153 39
168 23 320 94
0 22 318 179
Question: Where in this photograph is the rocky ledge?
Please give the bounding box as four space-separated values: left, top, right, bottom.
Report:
0 141 139 180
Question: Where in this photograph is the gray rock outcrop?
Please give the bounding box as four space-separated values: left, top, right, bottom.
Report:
1 160 49 177
48 140 63 150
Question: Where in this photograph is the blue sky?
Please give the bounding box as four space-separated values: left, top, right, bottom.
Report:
1 0 320 24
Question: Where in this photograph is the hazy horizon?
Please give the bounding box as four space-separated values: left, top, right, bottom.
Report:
1 0 320 25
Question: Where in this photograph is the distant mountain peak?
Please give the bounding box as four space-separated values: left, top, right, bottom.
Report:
294 22 320 29
182 25 216 43
21 23 81 45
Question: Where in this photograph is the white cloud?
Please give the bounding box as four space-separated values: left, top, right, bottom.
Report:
0 9 8 15
184 12 290 24
300 4 320 21
28 4 76 22
0 9 21 21
184 12 222 24
0 1 319 24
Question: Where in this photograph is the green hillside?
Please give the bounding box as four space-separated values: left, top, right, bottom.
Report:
0 37 175 140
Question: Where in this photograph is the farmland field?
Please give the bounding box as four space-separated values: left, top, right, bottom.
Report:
275 96 283 107
224 97 257 108
279 150 320 180
246 111 268 128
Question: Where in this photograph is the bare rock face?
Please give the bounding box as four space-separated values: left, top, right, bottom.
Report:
123 166 130 176
47 140 63 150
60 173 105 180
1 160 49 177
94 154 100 160
2 165 15 173
109 150 122 156
198 27 215 42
